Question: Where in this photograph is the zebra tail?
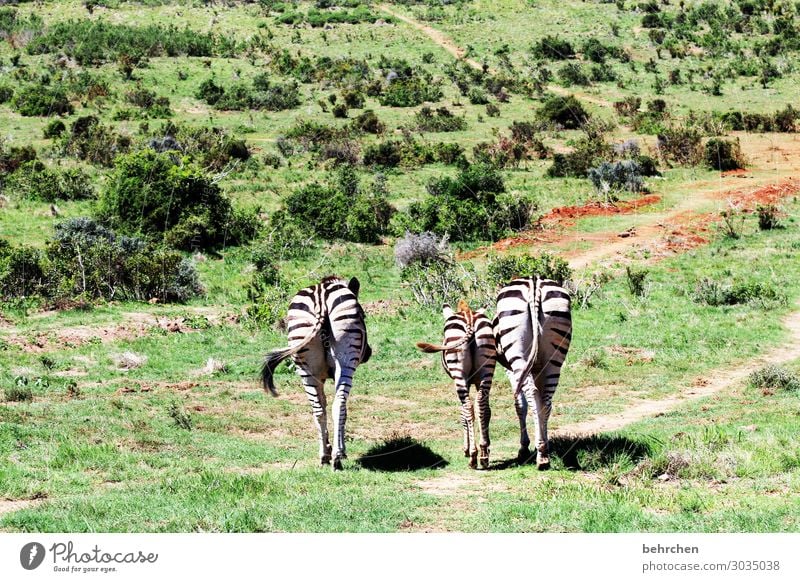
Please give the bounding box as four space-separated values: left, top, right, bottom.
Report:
416 330 474 354
515 277 541 395
261 315 324 397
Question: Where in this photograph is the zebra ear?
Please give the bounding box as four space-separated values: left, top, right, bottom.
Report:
476 307 486 315
347 277 361 297
442 304 454 318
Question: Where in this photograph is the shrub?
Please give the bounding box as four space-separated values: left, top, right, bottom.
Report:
748 365 800 394
580 348 609 369
59 116 131 166
756 204 782 230
198 77 301 111
468 86 490 105
656 125 703 166
0 85 13 103
587 160 645 200
614 96 641 118
5 377 33 402
0 143 37 175
3 162 94 202
363 140 402 168
693 277 787 307
11 83 73 117
401 258 491 308
531 35 575 60
413 106 467 132
547 131 612 178
351 110 385 134
558 63 591 87
280 165 394 244
43 119 66 139
378 76 442 107
397 163 536 242
27 21 223 65
486 252 572 287
98 150 257 250
538 95 590 129
704 138 745 171
625 265 649 297
0 219 203 303
394 231 450 269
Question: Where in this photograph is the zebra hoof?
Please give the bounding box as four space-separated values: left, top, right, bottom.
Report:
479 457 489 470
468 452 478 469
333 459 343 471
517 447 532 464
464 449 470 458
537 455 551 471
320 457 331 466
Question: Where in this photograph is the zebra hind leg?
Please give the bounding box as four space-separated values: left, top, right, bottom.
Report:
514 388 532 463
474 383 491 470
301 375 331 466
456 389 477 468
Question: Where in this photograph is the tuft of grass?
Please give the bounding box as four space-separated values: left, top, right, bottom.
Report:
168 402 193 430
748 365 800 395
580 348 609 369
5 377 33 402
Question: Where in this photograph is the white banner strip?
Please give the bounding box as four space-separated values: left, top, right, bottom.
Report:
1 534 799 581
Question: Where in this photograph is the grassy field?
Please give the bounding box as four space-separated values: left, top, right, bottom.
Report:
1 0 800 532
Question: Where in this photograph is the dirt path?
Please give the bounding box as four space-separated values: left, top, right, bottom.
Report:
378 3 612 108
557 306 800 436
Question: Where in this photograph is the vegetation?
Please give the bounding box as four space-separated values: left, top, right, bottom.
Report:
1 0 800 535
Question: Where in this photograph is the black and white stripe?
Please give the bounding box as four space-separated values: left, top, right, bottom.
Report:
262 276 371 470
417 300 498 469
494 277 572 469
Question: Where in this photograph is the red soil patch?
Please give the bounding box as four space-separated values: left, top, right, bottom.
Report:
462 194 662 258
542 194 662 222
725 178 800 208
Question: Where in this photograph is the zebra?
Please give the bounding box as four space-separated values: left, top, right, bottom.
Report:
261 276 372 470
417 300 497 469
494 276 572 470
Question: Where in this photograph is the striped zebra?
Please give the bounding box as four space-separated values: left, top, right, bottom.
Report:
261 276 372 470
494 276 572 469
417 300 497 469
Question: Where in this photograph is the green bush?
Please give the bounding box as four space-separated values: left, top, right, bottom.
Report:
43 119 66 139
756 204 782 230
199 77 302 111
11 83 73 117
531 35 575 60
38 218 204 303
538 95 590 129
0 143 37 175
704 138 745 171
27 21 225 65
280 165 394 244
397 163 536 242
378 76 442 107
3 161 94 202
486 252 572 287
59 116 131 167
693 277 787 307
98 150 257 250
413 106 467 132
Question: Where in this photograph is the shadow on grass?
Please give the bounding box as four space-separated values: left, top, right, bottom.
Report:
491 433 658 471
356 436 449 472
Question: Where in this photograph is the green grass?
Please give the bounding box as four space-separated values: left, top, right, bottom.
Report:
2 0 800 533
